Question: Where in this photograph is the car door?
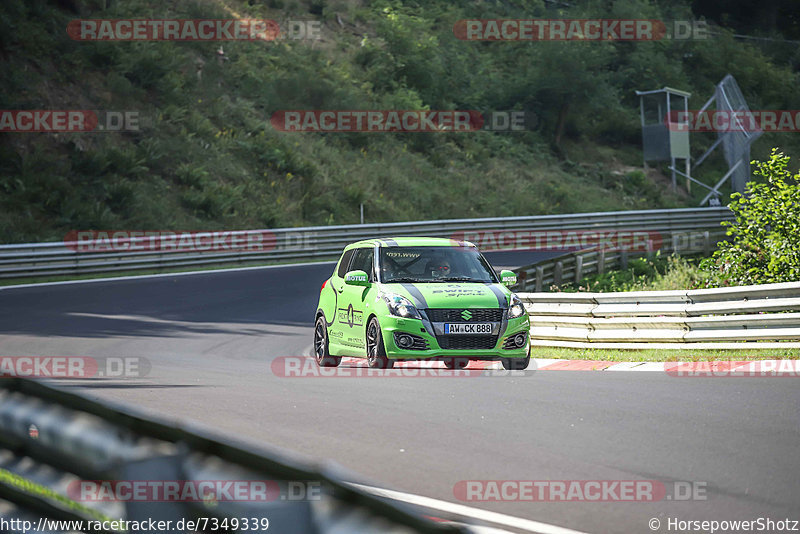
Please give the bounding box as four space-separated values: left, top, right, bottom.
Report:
336 246 374 355
327 248 355 350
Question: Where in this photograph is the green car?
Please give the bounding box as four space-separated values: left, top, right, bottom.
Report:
313 237 530 370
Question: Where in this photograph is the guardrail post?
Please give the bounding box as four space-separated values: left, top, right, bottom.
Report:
620 250 628 270
646 240 654 261
598 248 605 275
535 266 543 292
574 255 583 284
703 231 710 256
553 261 563 287
671 233 680 254
123 455 189 524
516 270 527 291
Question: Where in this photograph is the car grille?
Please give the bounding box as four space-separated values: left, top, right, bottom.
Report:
436 335 499 350
426 308 504 322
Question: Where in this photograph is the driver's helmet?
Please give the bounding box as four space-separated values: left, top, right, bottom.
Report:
426 256 451 279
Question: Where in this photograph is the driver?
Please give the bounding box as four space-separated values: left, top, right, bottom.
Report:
380 262 395 281
427 257 452 279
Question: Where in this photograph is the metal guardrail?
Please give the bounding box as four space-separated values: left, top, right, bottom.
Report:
512 229 725 292
0 207 733 280
0 378 469 534
519 282 800 349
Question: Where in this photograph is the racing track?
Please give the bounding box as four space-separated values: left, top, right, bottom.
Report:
1 253 798 534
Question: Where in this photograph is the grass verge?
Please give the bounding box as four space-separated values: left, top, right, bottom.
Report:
0 468 119 527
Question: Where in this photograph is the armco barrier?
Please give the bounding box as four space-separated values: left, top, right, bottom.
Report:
519 282 800 349
0 378 470 533
0 207 732 280
512 229 725 292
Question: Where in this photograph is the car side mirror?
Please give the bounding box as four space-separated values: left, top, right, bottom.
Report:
344 270 370 287
500 270 517 287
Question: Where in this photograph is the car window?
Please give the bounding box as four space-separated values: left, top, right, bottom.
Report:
379 247 496 283
349 247 374 281
335 249 355 279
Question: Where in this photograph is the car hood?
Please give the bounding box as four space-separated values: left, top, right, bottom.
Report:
380 282 510 310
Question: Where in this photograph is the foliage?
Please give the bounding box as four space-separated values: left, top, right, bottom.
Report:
556 253 710 292
700 149 800 286
0 0 799 243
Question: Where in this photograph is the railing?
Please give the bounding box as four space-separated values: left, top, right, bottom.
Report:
519 282 800 349
0 378 467 533
0 207 732 280
512 229 725 292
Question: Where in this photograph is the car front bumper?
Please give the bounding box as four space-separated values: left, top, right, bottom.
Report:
379 314 530 360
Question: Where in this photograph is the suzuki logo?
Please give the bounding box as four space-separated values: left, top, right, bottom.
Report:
461 310 473 321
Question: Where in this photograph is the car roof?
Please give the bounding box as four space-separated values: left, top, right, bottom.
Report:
344 237 476 250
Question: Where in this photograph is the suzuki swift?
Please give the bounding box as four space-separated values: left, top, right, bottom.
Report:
313 237 530 370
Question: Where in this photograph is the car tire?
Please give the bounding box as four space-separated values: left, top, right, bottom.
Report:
314 316 341 367
366 317 394 369
443 358 469 370
501 348 530 371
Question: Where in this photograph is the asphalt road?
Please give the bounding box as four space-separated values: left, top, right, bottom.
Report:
1 258 798 534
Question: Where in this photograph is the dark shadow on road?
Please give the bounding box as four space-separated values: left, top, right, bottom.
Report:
0 263 334 338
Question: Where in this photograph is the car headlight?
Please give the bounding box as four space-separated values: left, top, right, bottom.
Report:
508 294 526 319
381 293 422 320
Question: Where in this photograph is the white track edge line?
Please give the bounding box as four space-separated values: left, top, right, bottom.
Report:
349 482 590 534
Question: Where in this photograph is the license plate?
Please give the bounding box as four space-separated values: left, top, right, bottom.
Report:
444 323 492 334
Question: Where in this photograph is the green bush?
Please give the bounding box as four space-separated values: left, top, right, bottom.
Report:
700 149 800 286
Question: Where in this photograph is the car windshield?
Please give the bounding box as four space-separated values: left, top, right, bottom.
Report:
379 246 497 283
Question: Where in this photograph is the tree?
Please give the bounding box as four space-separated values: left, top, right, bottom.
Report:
701 149 800 286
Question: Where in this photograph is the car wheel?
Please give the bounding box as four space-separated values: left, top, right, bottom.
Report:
443 358 469 370
366 317 394 369
501 350 531 371
314 316 341 367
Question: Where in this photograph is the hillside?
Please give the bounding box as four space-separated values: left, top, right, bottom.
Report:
1 0 798 243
